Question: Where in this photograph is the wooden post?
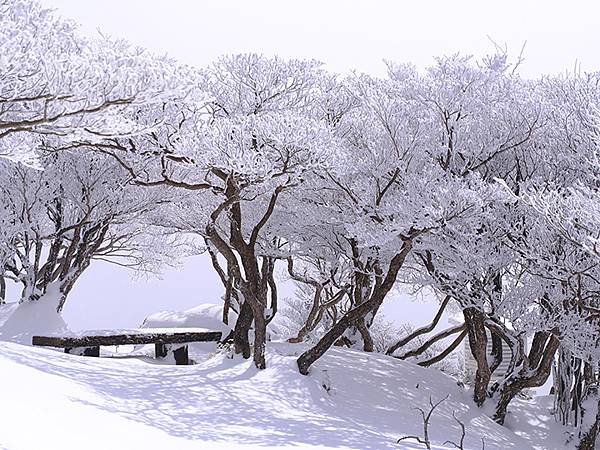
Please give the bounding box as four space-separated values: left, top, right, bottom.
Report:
173 345 189 365
155 342 168 358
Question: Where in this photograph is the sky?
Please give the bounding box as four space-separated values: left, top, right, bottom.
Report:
32 0 600 331
42 0 600 78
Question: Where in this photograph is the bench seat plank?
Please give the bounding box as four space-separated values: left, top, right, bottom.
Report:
32 329 222 348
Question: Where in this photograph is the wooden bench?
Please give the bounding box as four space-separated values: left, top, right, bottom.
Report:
32 328 223 365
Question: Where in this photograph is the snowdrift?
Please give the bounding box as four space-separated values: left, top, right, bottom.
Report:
0 340 568 450
135 303 232 361
140 303 234 335
0 294 68 345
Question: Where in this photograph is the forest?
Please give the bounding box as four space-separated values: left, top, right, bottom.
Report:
2 1 600 449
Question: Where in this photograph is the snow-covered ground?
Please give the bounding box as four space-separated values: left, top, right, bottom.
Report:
0 339 570 450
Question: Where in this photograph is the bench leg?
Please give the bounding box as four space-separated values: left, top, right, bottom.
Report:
65 346 100 357
173 345 189 365
155 342 168 358
155 343 188 365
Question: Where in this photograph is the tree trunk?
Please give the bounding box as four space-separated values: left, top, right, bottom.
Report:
297 240 413 375
252 303 267 369
356 319 374 352
223 275 233 325
233 301 253 358
464 307 491 406
489 329 503 375
0 276 5 304
297 297 378 374
494 380 524 426
493 333 560 424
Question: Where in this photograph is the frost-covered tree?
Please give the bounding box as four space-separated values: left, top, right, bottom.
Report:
89 54 340 369
403 63 600 448
380 54 561 416
0 149 178 314
0 0 192 311
294 61 503 375
0 0 184 166
505 73 600 449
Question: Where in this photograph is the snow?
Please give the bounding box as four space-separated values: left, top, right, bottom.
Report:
35 327 222 337
0 303 19 329
140 303 233 336
506 396 573 447
0 340 570 450
0 289 68 345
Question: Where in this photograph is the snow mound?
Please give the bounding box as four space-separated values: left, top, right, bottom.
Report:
0 303 19 329
140 303 233 336
0 341 569 450
135 303 232 361
0 294 69 345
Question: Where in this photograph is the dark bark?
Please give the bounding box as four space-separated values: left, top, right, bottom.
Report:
0 275 5 304
233 301 253 358
356 319 374 352
464 307 491 406
204 180 283 369
223 275 233 325
489 329 503 375
296 295 378 372
251 301 267 370
493 333 560 424
15 216 110 315
528 330 550 369
340 240 377 350
297 239 414 375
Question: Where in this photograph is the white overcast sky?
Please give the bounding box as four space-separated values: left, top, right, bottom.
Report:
43 0 600 78
33 0 600 330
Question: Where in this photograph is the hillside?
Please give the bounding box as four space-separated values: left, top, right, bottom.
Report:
0 340 568 450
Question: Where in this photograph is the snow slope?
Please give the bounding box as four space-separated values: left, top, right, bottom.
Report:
0 341 568 450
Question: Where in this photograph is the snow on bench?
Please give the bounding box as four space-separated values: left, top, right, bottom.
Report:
31 328 223 365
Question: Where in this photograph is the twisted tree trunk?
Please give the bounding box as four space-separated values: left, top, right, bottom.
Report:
493 332 559 425
233 301 253 358
205 178 283 369
297 238 414 375
464 307 491 406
